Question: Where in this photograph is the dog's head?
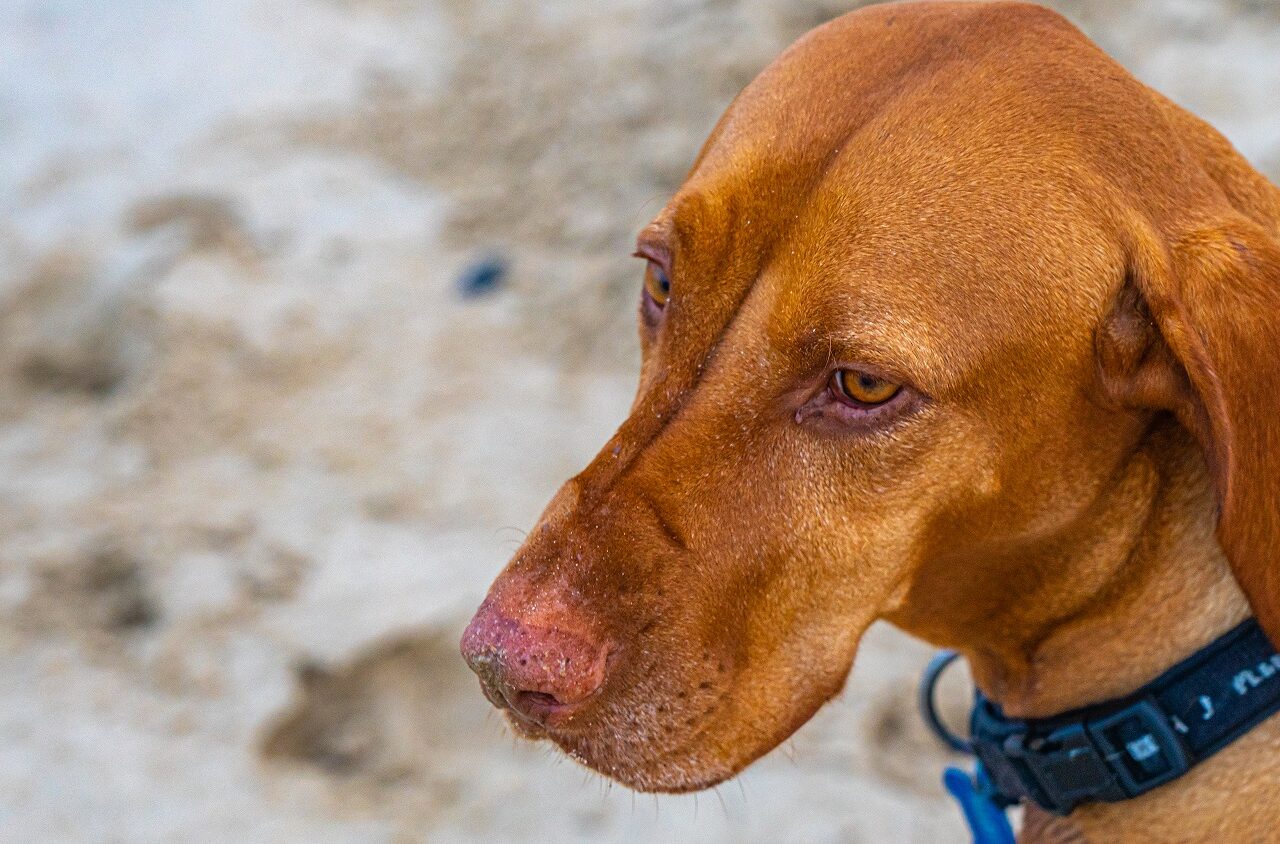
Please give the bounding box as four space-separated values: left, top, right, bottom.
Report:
462 1 1280 791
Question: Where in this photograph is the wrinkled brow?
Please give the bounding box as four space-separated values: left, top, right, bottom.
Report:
635 218 676 261
761 275 961 397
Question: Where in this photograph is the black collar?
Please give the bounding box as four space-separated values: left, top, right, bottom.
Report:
960 619 1280 815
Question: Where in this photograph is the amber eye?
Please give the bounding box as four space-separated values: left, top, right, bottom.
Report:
832 369 901 406
644 261 671 307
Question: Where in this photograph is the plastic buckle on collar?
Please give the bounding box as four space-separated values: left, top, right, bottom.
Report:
1003 722 1125 815
1087 698 1189 798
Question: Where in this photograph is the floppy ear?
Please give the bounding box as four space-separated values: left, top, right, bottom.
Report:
1098 215 1280 643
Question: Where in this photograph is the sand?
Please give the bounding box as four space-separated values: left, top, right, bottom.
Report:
1 1 1277 840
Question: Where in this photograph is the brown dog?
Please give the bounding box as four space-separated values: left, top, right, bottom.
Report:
461 2 1280 840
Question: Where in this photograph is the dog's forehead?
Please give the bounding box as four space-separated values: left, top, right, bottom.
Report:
658 3 1132 389
688 2 1096 188
755 135 1117 380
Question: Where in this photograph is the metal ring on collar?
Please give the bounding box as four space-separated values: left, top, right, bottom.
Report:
919 649 973 754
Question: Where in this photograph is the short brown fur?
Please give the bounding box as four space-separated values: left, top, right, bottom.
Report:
465 3 1280 840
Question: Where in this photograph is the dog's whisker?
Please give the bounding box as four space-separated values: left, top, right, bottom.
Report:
780 739 798 765
712 784 729 818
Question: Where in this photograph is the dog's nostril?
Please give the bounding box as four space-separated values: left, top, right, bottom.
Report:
461 598 609 721
516 690 564 710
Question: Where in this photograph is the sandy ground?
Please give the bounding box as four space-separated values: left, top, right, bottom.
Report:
1 1 1277 841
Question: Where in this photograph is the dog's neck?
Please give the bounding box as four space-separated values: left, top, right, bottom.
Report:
891 420 1251 719
891 420 1271 840
975 428 1249 719
982 422 1249 718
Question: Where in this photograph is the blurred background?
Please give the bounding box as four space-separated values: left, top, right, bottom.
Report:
1 1 1277 841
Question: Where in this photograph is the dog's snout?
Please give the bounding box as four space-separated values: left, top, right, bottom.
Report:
460 595 609 725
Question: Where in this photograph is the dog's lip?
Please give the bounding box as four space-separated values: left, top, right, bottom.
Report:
499 699 586 736
508 690 590 729
477 677 599 733
502 710 550 739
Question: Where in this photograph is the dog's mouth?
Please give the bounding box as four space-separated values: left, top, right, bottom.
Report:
483 663 752 792
504 693 589 733
475 672 600 736
546 720 740 794
460 557 809 792
502 709 552 739
515 690 565 713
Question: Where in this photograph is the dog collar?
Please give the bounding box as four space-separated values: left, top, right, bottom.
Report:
922 618 1280 819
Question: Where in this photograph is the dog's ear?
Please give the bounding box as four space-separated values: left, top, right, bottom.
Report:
1098 215 1280 643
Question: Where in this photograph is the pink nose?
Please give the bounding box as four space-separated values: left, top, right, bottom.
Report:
460 597 609 725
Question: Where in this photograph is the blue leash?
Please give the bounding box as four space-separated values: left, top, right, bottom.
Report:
943 764 1016 844
920 651 1016 844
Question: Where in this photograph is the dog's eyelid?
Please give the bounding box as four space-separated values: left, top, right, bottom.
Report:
632 241 672 276
823 356 914 392
817 335 938 397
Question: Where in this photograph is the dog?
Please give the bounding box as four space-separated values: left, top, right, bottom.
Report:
461 2 1280 840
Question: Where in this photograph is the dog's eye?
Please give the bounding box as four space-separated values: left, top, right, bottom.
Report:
643 261 671 307
831 369 901 406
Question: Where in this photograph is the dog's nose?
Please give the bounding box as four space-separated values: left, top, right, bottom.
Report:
460 596 609 725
